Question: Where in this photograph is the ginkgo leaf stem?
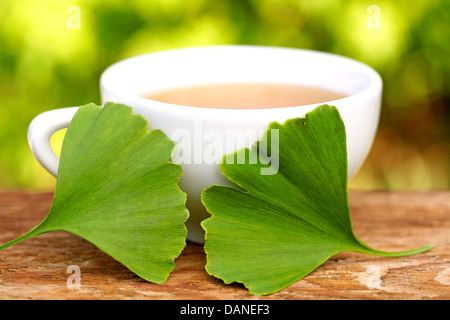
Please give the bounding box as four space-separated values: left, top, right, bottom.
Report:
352 242 434 257
0 224 47 251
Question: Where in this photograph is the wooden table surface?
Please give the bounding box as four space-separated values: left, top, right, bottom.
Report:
0 191 448 300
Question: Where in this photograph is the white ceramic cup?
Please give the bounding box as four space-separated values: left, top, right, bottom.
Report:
28 45 382 244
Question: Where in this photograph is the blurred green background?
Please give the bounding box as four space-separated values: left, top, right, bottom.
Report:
0 0 448 191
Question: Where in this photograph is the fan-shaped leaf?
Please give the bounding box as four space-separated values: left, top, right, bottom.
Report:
0 102 189 283
201 105 432 295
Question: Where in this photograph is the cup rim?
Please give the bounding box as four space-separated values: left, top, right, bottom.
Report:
100 45 382 116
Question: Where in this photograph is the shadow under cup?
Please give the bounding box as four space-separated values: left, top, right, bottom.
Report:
100 45 382 244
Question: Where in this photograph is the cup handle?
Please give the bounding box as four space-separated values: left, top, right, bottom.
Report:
27 107 79 177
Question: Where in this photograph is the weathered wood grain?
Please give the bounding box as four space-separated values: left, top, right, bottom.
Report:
0 191 448 300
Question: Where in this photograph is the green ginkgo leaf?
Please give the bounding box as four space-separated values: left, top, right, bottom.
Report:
0 102 189 283
201 104 432 295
